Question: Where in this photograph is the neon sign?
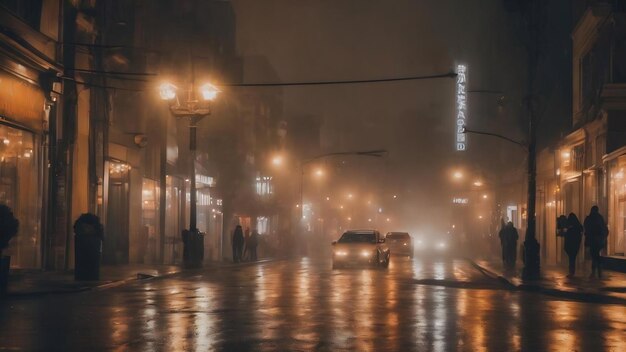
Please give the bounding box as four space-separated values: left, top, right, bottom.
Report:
452 198 469 204
456 64 467 151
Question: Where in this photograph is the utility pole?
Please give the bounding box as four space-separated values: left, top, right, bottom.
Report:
520 0 541 281
503 0 544 280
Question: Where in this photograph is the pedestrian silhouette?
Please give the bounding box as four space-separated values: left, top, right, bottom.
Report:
503 222 518 272
564 213 583 278
0 204 19 256
232 225 244 263
248 229 259 261
242 227 251 261
583 206 608 278
498 218 507 266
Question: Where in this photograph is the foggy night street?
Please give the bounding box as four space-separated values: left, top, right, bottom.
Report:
2 256 625 351
4 0 626 351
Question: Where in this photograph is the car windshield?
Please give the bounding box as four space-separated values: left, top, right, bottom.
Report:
386 233 410 240
338 232 376 243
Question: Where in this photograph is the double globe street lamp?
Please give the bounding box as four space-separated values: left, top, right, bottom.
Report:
160 81 220 268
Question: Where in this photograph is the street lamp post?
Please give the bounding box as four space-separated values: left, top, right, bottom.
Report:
160 81 220 268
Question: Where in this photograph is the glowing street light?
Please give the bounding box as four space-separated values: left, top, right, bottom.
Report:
314 168 324 177
271 155 283 167
159 79 220 268
453 171 464 180
298 149 388 233
347 193 354 199
473 180 483 187
199 83 220 101
159 82 177 100
482 194 488 199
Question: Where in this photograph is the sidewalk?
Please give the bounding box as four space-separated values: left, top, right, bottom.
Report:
469 258 626 304
4 264 182 298
3 257 284 298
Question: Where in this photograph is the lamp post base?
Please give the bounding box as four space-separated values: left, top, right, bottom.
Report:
522 238 540 281
182 228 204 269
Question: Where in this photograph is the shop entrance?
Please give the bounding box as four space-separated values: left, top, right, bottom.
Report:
104 162 130 264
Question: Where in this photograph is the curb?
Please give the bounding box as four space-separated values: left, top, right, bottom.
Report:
464 258 517 289
3 258 285 299
466 258 626 305
4 269 183 299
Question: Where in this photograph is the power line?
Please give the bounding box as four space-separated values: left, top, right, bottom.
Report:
62 71 457 91
223 72 457 87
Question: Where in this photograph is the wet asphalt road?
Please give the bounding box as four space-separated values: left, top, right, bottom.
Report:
1 256 625 351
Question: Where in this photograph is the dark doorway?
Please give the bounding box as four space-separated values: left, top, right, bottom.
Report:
103 163 130 264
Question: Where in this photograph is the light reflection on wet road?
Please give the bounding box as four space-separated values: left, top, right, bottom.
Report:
1 257 625 351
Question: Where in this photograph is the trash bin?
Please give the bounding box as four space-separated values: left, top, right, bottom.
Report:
74 214 104 281
182 229 204 268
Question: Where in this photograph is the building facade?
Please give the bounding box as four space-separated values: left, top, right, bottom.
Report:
0 0 63 268
537 2 626 268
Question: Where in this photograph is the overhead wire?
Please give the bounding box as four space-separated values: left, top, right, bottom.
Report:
61 70 457 91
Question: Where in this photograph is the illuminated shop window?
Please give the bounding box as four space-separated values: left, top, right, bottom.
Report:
0 125 40 268
256 176 273 195
256 216 269 235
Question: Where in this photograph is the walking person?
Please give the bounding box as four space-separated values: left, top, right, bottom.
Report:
232 225 244 263
503 222 519 272
584 206 609 278
498 219 507 267
242 227 251 261
248 229 259 261
564 213 583 278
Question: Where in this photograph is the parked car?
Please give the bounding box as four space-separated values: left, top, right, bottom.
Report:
385 232 413 257
332 229 390 269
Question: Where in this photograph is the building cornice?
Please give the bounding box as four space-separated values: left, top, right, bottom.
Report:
562 128 586 147
0 8 61 74
572 7 609 57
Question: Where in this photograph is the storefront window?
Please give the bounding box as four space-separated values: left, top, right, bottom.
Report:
0 125 40 268
141 179 160 263
608 157 626 256
256 176 273 196
257 216 269 235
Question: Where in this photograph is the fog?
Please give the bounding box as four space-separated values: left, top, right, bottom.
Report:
225 0 569 247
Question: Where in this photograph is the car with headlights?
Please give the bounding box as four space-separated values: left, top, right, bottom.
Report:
414 235 449 253
332 230 390 269
385 232 413 257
